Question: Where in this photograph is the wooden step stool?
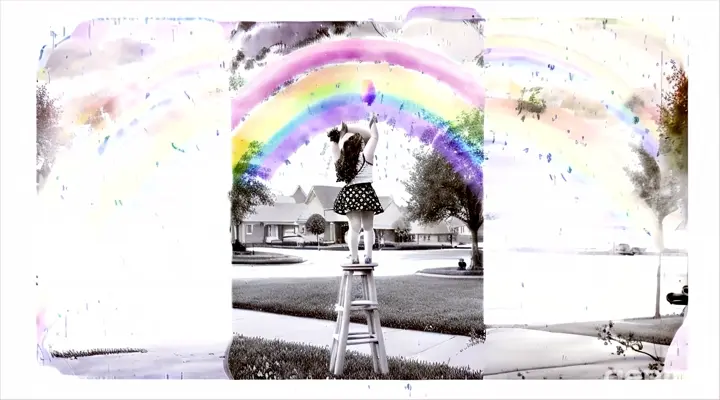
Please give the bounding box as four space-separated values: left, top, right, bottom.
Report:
329 263 389 376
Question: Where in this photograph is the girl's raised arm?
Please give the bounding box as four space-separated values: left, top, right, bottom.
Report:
327 126 343 162
346 114 379 161
330 141 341 162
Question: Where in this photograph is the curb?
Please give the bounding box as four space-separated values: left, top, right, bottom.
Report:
415 272 484 280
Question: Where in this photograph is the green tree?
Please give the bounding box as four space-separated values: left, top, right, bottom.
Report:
391 218 411 242
229 141 274 246
305 213 326 250
229 73 246 91
624 145 680 319
229 22 359 73
515 86 547 122
405 109 484 272
36 83 61 191
658 61 688 225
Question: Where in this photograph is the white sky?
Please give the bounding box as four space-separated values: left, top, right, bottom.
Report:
268 122 421 204
37 17 683 246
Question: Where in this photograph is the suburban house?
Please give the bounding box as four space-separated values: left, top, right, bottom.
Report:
410 217 483 244
448 217 484 244
231 185 488 246
234 185 406 244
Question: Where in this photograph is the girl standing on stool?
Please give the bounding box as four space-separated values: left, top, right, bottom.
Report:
327 113 384 264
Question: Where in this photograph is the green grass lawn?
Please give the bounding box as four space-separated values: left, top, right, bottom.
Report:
232 275 484 337
521 316 683 345
227 336 482 380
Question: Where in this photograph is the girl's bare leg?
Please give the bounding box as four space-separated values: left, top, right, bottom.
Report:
346 211 363 263
361 211 375 263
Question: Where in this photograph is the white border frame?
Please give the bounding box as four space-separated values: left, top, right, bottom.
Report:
2 1 718 399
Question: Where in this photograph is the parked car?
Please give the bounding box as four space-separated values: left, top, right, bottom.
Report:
614 243 645 255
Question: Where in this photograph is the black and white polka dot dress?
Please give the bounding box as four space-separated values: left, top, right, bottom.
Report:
333 155 384 216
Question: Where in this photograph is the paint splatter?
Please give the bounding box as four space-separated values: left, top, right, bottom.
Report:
171 143 185 153
97 136 110 155
361 80 376 105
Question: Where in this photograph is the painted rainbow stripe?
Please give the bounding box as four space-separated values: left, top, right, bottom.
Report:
230 34 669 225
231 39 486 192
486 104 656 227
485 35 664 156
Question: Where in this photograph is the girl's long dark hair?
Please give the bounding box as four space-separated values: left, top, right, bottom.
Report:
335 133 364 184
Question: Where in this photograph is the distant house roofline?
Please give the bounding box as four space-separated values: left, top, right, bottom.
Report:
291 185 307 199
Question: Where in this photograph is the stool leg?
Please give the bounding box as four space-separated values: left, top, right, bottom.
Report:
333 271 354 376
361 273 379 373
329 272 348 373
367 273 389 374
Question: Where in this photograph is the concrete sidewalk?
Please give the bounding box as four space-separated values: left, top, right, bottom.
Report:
42 309 668 380
230 309 668 378
45 341 231 379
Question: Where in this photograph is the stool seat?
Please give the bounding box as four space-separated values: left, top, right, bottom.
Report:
340 263 377 270
329 263 389 376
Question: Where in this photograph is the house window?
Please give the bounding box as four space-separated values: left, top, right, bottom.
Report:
246 224 253 235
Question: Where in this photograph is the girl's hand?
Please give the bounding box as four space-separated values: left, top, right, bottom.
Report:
369 113 378 128
327 127 342 143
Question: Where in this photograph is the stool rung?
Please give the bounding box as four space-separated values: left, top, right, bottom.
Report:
348 331 371 337
352 300 376 306
334 301 378 312
334 333 378 345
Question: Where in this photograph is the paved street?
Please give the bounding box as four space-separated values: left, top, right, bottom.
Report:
231 247 478 278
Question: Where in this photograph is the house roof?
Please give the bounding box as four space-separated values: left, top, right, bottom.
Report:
306 185 395 210
275 195 297 204
374 202 403 229
244 203 309 224
291 185 308 201
247 185 400 226
410 221 452 235
378 196 394 209
306 185 343 208
447 217 466 229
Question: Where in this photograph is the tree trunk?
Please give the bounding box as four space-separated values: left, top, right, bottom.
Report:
679 174 689 287
317 234 320 250
679 174 689 226
654 218 665 319
469 227 483 274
